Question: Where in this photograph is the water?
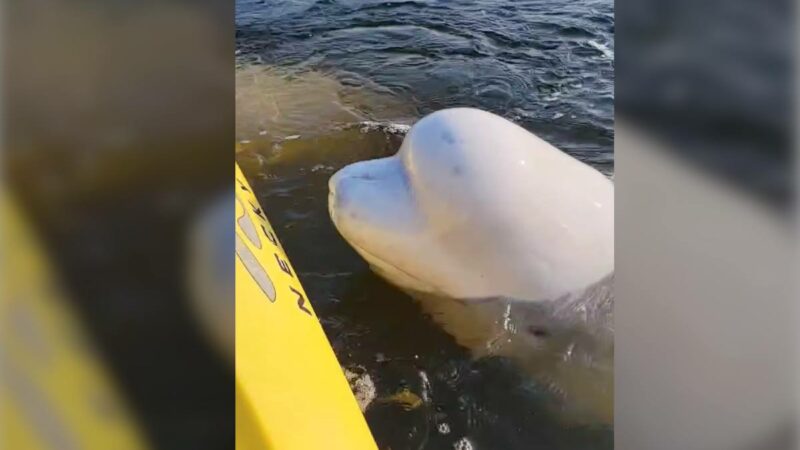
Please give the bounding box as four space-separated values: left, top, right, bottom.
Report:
236 1 614 448
236 0 614 171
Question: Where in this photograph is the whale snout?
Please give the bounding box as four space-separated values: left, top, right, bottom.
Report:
329 158 389 227
329 155 441 293
329 155 422 245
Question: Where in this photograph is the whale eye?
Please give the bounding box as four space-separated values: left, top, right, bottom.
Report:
527 326 549 338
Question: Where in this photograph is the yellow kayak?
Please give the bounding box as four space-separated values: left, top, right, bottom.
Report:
1 197 148 450
235 163 377 450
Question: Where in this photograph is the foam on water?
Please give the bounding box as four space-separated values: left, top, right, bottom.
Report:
587 39 614 58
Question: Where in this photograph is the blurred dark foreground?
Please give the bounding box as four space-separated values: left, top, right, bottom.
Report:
2 0 234 448
615 0 796 449
1 0 796 450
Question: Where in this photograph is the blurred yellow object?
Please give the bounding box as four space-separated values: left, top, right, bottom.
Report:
0 197 148 450
235 164 377 450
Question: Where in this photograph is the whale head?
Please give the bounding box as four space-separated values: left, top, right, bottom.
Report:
329 108 615 423
329 108 613 302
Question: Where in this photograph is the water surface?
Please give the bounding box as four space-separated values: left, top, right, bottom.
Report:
236 1 614 448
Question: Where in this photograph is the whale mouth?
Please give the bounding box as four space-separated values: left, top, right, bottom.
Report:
348 241 441 295
330 175 439 295
328 156 417 229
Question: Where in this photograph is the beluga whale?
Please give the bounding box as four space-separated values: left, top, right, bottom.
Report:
328 108 614 423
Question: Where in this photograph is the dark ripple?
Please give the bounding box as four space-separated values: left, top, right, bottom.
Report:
237 0 614 170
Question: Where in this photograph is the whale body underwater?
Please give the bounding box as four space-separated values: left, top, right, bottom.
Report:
328 108 614 422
